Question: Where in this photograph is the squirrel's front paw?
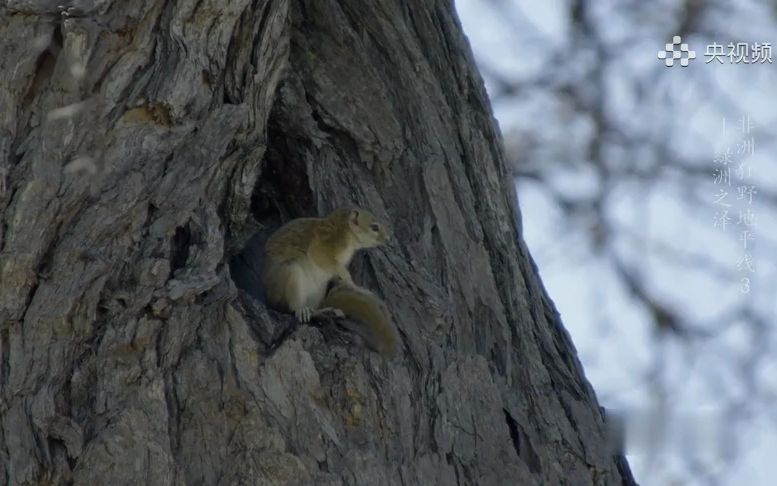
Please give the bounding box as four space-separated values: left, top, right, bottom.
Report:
295 307 312 322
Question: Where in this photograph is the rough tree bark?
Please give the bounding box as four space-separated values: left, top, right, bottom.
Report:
0 0 635 484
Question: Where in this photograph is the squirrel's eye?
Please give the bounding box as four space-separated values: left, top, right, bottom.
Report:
370 223 380 232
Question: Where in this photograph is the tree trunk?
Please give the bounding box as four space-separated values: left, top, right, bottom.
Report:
0 0 635 485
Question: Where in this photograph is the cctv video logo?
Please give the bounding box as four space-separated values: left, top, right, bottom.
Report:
658 35 696 67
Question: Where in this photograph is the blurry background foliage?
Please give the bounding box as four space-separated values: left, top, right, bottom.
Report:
456 0 777 484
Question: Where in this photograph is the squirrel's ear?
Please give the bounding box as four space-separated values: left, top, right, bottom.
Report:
350 210 360 225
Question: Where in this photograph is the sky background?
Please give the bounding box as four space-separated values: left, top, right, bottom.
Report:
455 1 777 484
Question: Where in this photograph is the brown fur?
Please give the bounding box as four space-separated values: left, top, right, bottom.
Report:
322 280 399 357
263 208 389 321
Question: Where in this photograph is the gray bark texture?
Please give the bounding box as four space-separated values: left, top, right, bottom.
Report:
0 0 636 485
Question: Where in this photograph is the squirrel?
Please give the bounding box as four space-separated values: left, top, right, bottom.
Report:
262 208 389 322
321 277 400 357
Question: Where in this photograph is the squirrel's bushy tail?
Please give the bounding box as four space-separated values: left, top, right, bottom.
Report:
322 285 400 357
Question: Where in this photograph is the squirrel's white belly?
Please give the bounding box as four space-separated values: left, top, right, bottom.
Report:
296 260 331 308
